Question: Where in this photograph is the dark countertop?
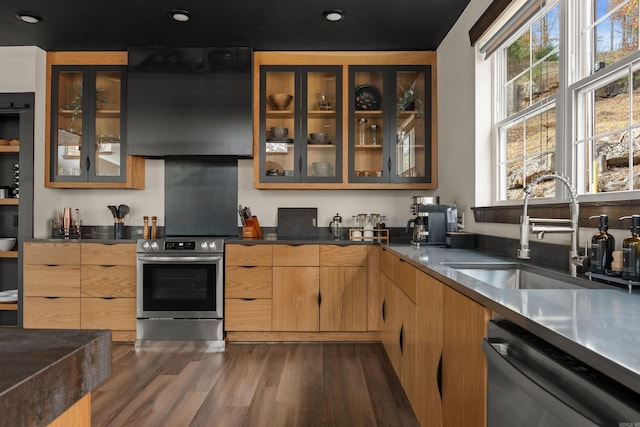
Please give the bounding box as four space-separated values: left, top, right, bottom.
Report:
384 244 640 395
0 329 112 427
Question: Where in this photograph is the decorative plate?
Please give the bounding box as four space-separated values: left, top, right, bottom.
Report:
355 84 382 110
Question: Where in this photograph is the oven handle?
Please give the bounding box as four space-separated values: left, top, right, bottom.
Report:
137 255 223 263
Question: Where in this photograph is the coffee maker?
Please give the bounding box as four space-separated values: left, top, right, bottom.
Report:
407 196 458 246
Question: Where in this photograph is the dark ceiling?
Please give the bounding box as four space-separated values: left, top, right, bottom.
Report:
0 0 470 51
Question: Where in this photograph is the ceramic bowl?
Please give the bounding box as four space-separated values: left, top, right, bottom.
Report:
269 93 293 110
312 162 331 176
0 238 16 251
271 127 288 138
309 132 328 143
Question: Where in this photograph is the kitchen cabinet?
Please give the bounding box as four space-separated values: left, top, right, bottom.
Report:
349 66 433 184
272 244 320 331
379 246 490 427
258 66 343 184
225 244 273 331
23 242 81 329
225 243 375 340
378 248 418 410
23 242 137 341
253 51 437 190
0 93 35 326
45 52 144 189
441 284 490 427
80 243 136 342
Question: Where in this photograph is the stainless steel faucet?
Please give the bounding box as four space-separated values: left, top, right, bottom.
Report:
517 173 586 277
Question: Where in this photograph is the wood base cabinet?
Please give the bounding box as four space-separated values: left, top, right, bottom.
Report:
379 246 491 427
225 243 374 341
23 242 136 341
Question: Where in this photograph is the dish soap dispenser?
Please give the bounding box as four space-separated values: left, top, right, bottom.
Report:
620 215 640 282
589 214 614 275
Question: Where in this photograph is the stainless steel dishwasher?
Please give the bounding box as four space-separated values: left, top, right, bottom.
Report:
483 320 640 426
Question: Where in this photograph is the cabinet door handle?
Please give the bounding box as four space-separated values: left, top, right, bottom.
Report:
388 158 391 172
44 296 59 299
399 323 404 354
240 265 257 269
437 353 443 400
102 297 115 300
381 299 386 322
317 292 322 306
86 156 91 171
45 264 60 267
299 157 302 172
241 298 256 301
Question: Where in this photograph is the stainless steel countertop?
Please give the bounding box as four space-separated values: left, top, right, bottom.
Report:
385 244 640 395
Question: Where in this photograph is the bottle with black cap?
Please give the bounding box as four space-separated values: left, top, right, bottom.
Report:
589 214 614 275
620 215 640 281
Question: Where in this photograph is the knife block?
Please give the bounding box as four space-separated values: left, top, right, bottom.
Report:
242 216 263 239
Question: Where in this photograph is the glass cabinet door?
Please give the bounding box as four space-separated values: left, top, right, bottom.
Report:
260 66 341 183
350 69 387 182
93 70 124 178
54 70 84 178
302 69 341 182
349 65 432 184
393 68 430 182
51 66 126 183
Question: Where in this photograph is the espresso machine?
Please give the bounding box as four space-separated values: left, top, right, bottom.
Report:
407 196 457 246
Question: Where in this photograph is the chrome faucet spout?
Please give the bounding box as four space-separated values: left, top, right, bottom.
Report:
517 173 584 277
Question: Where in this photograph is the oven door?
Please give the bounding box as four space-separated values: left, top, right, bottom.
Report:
137 254 223 319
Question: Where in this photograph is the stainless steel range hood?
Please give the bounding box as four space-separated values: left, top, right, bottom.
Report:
127 46 253 157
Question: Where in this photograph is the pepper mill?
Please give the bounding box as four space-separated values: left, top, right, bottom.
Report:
143 216 149 239
151 216 158 239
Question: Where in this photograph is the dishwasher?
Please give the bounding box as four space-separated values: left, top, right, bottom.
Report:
483 320 640 426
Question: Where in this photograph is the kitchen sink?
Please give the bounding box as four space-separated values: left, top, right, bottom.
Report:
440 262 610 290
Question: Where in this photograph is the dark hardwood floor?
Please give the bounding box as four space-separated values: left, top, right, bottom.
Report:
92 342 419 427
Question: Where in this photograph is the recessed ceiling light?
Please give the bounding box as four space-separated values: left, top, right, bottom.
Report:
323 9 345 22
169 10 191 22
15 11 42 24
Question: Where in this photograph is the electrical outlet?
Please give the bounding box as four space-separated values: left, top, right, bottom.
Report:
457 212 465 229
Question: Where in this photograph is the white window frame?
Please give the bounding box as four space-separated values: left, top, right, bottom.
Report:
489 0 640 205
492 0 565 205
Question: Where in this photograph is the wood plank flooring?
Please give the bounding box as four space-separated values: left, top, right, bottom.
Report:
92 342 419 427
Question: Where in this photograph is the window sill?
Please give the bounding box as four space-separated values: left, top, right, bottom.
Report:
471 199 640 229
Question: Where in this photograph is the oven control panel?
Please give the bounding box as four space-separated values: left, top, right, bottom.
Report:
137 238 224 253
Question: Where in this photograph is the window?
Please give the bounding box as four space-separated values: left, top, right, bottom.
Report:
489 0 640 202
495 1 560 200
574 0 640 194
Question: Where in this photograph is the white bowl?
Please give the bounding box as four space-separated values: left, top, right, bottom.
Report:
0 238 16 251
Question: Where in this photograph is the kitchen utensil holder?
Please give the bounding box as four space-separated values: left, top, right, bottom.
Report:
242 216 263 239
349 228 388 243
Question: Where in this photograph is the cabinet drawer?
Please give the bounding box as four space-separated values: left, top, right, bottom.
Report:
81 243 136 265
320 245 368 266
225 299 272 331
379 246 394 278
23 296 80 329
226 244 273 266
226 266 272 298
24 242 80 265
393 257 417 303
81 297 136 331
81 265 136 297
23 265 81 297
273 245 319 266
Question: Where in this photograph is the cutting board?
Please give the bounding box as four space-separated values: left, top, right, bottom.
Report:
277 208 318 238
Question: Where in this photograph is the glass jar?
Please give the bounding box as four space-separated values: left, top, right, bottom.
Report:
370 124 378 145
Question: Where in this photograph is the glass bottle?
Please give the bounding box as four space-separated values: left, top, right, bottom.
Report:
620 215 640 281
357 118 368 145
588 214 614 275
370 124 378 145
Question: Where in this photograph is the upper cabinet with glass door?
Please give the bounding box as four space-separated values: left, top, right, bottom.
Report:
259 66 342 185
253 52 436 189
46 53 144 189
349 66 433 185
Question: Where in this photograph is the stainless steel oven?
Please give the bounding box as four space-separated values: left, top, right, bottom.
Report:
136 237 224 343
483 320 640 426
